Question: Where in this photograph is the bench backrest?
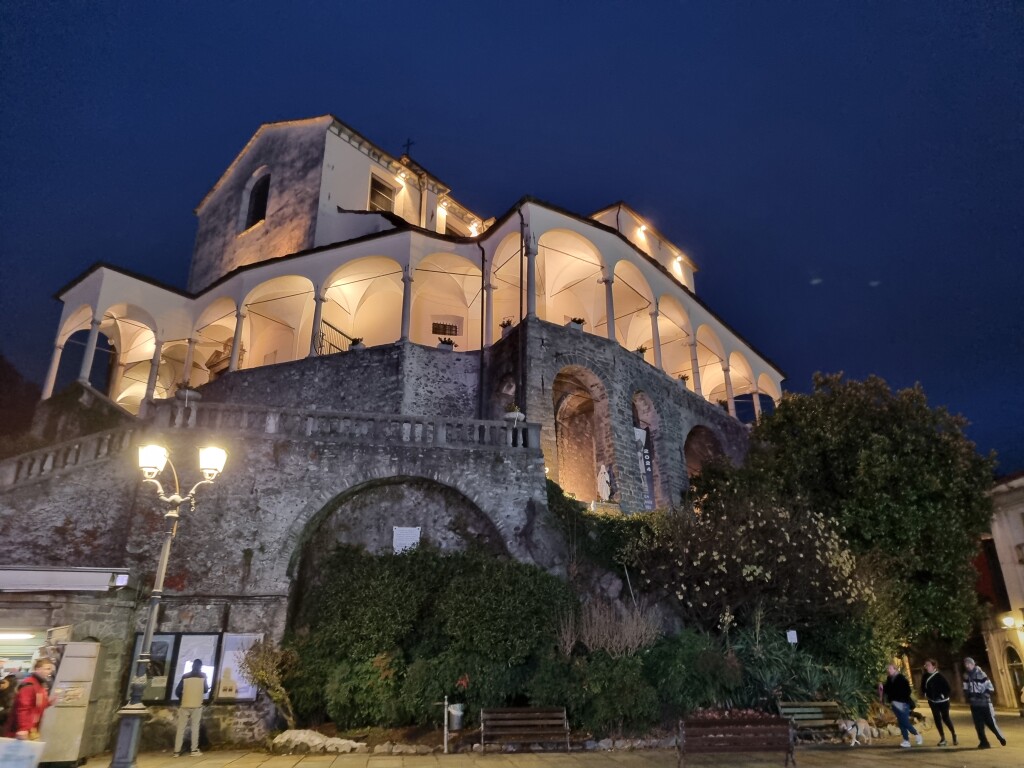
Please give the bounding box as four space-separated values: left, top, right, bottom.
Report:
777 701 843 726
480 707 569 751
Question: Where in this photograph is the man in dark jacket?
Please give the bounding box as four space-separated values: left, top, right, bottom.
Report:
882 663 923 748
963 657 1006 749
922 659 957 746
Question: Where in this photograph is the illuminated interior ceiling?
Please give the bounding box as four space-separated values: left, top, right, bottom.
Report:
0 629 45 665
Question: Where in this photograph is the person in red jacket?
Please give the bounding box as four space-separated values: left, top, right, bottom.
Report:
4 658 56 740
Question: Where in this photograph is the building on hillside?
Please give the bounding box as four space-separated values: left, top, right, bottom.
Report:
979 471 1024 711
0 114 785 752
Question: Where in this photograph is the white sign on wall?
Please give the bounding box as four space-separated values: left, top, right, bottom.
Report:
393 526 421 553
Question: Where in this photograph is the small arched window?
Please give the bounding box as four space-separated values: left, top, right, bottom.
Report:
238 167 271 232
245 174 270 229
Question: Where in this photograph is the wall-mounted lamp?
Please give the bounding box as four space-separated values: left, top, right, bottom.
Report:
1002 615 1017 628
440 199 449 208
469 222 479 236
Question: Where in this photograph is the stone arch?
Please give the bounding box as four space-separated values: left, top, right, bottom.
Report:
684 425 724 478
631 391 663 509
411 251 483 349
551 364 615 503
612 260 654 351
488 231 525 341
695 325 727 405
1006 645 1024 702
193 296 239 383
727 351 757 423
536 229 605 328
288 476 510 615
241 274 315 368
655 294 695 386
323 255 403 348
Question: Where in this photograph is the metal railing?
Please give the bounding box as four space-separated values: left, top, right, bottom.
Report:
315 319 355 355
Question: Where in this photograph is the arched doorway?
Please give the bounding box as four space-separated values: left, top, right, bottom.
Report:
551 366 614 503
684 425 724 478
1006 646 1024 710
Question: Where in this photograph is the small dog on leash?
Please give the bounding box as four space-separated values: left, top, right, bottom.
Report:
837 718 875 746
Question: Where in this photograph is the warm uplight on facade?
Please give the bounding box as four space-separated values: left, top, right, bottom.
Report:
469 222 479 236
1002 615 1016 628
638 225 647 236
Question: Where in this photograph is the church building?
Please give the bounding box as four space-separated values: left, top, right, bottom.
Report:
0 114 784 753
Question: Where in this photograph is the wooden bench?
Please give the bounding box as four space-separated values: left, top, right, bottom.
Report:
777 701 843 741
678 717 795 767
479 707 570 752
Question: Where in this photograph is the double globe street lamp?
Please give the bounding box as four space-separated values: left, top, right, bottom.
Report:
110 443 227 768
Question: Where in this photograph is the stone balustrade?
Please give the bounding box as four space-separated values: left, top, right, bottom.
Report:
0 427 135 488
0 402 539 491
148 400 540 451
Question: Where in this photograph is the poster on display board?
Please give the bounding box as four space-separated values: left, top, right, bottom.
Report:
216 633 263 701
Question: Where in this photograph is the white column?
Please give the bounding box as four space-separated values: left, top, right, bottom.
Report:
400 268 414 341
601 276 616 342
751 384 762 420
138 339 164 417
525 236 538 319
723 362 736 417
77 317 102 384
309 293 326 357
483 282 495 347
42 342 64 400
181 338 197 387
688 338 703 397
649 305 662 371
229 309 246 371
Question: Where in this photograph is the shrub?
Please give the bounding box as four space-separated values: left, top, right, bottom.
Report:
578 653 659 735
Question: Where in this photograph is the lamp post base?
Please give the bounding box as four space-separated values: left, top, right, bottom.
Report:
109 703 148 768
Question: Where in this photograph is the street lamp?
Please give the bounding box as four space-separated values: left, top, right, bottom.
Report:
110 443 227 768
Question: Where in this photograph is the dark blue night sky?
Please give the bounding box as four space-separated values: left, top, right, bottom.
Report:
1 1 1021 470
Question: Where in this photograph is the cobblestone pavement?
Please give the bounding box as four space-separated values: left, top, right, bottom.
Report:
91 707 1024 768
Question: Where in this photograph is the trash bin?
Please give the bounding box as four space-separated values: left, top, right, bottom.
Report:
448 703 465 731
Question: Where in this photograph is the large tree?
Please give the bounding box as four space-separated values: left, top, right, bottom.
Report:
750 373 995 645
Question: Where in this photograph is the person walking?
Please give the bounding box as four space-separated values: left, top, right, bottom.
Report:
0 673 21 732
3 658 56 739
882 662 923 748
174 659 209 757
963 656 1006 749
922 659 957 746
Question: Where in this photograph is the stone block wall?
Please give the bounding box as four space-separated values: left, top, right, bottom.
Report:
0 591 137 758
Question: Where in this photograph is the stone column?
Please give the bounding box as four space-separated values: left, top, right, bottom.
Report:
601 275 616 342
400 267 414 341
181 338 197 388
139 339 164 417
723 362 736 417
483 282 495 346
229 309 246 371
308 293 326 357
688 338 703 397
525 236 538 318
77 317 102 384
42 341 64 400
649 305 663 371
751 384 762 420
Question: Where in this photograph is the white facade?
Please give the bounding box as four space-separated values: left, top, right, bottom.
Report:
45 114 785 417
982 472 1024 710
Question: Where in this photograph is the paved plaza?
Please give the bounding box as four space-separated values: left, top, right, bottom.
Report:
91 708 1024 768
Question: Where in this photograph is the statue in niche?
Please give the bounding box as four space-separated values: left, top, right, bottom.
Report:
597 464 611 502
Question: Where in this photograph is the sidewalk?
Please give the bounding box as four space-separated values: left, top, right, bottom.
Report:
92 708 1024 768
